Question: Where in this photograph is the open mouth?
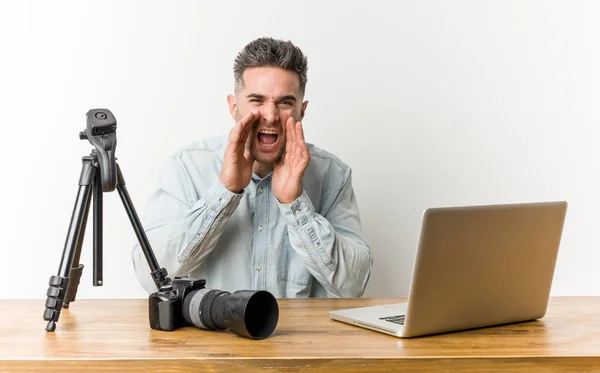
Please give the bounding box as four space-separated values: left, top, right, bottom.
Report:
257 129 279 148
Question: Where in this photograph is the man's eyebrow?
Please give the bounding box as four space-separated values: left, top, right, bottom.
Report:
279 95 297 102
247 93 265 100
246 93 297 102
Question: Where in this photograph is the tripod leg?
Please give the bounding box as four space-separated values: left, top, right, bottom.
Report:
43 158 95 332
62 185 91 309
93 162 103 287
64 159 101 307
115 164 170 290
66 157 105 308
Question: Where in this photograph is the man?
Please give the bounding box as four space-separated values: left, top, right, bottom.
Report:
132 37 372 298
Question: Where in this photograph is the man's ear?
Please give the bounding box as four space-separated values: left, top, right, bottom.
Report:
227 94 237 120
300 100 309 120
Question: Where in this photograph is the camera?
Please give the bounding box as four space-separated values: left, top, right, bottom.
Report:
148 276 279 339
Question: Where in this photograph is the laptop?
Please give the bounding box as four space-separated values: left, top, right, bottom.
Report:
329 201 568 338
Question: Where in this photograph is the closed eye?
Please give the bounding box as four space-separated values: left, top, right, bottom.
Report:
247 94 297 106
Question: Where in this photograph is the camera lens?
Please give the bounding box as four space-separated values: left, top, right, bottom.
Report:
182 288 279 339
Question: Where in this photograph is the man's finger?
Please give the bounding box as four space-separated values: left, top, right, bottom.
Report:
239 109 259 127
239 119 255 146
238 110 259 144
275 152 285 169
286 117 296 145
295 121 305 144
230 110 258 144
243 147 252 160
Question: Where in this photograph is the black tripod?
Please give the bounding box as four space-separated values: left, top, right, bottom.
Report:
43 109 171 332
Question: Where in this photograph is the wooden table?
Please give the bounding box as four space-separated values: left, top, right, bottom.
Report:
1 297 599 372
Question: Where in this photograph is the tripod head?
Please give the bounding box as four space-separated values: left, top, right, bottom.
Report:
79 109 117 192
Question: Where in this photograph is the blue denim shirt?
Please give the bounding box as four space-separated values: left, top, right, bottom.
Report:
131 134 372 298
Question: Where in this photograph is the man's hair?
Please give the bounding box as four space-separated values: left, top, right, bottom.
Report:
233 37 308 97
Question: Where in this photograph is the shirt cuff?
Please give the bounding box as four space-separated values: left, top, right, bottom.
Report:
277 189 316 227
198 178 244 215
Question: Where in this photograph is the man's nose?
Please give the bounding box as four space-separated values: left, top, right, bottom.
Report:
261 101 280 124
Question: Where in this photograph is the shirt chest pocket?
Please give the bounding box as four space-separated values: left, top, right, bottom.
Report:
279 230 311 286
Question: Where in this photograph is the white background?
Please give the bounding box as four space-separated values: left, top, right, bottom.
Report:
0 0 598 300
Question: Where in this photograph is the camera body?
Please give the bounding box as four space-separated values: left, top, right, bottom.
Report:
148 276 206 331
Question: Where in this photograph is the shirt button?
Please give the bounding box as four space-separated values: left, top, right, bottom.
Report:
259 188 264 194
220 198 226 205
295 210 300 215
256 265 262 271
258 225 263 231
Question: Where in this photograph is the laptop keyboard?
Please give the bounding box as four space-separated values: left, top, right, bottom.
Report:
379 314 405 325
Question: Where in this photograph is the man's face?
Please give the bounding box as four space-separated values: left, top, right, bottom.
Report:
228 67 308 165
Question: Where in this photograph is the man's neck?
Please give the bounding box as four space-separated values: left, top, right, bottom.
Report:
253 161 274 179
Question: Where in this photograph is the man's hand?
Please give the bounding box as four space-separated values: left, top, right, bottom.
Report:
272 117 311 204
219 110 258 193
